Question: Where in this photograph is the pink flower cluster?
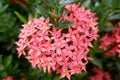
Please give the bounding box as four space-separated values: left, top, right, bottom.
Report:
15 3 98 79
100 23 120 57
90 67 111 80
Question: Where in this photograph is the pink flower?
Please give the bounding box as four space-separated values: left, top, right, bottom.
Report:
90 67 111 80
15 3 98 80
100 23 120 57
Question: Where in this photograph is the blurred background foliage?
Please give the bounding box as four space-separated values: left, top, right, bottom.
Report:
0 0 120 80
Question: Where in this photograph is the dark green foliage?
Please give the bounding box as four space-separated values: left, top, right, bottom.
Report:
0 0 41 79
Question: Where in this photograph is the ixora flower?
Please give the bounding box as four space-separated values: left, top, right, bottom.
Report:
90 67 111 80
15 3 98 80
100 23 120 57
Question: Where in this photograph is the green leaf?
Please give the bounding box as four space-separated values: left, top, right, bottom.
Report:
0 64 4 71
36 5 50 18
4 55 12 67
0 5 9 14
91 58 102 68
58 21 74 28
33 0 42 5
34 12 38 18
0 1 2 9
89 49 95 58
14 11 27 24
108 14 120 20
103 26 115 31
83 0 91 8
58 5 64 16
99 22 116 32
35 5 55 24
102 0 112 8
59 0 78 6
45 0 56 8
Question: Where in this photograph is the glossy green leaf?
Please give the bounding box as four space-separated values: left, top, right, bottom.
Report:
36 5 50 18
0 64 4 71
83 0 91 8
0 5 9 14
91 58 102 68
4 55 12 67
59 0 77 6
102 0 112 8
14 11 27 24
45 0 56 8
108 14 120 20
34 12 38 18
0 1 2 9
103 26 115 31
35 5 55 24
